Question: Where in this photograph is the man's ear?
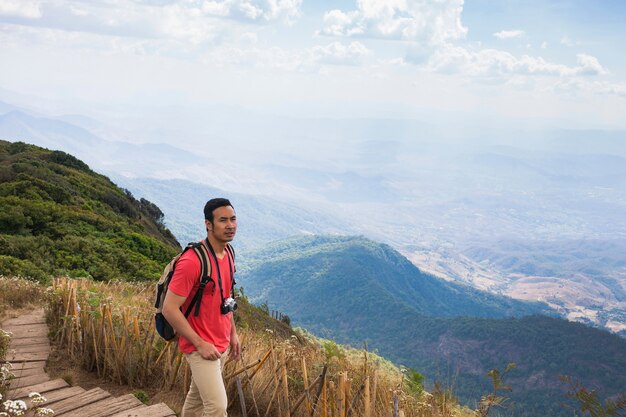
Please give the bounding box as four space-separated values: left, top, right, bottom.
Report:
205 219 213 231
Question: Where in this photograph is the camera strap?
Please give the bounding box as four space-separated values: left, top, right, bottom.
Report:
204 238 234 307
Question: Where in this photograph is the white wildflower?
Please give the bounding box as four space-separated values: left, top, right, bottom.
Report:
28 393 47 406
34 407 54 417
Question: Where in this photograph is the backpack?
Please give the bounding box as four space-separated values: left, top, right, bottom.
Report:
154 239 236 341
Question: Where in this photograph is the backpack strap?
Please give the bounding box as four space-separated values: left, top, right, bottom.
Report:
183 242 214 318
225 243 236 295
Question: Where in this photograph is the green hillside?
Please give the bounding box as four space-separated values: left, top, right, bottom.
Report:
0 140 180 282
237 235 626 417
238 235 552 319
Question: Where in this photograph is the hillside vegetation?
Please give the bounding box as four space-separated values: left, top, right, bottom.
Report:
0 140 180 282
237 235 626 417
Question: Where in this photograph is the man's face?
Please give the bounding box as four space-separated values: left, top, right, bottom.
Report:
206 205 237 243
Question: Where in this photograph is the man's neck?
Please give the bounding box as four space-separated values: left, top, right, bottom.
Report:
206 234 226 258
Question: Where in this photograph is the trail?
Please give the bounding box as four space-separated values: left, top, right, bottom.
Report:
2 309 176 417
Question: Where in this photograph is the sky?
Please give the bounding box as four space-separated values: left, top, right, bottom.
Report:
1 0 626 131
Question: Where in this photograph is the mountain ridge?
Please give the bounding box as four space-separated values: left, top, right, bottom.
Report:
237 234 626 417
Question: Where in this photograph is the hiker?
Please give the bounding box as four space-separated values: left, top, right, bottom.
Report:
162 198 240 417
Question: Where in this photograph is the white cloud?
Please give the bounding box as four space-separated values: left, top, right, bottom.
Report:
0 0 42 19
493 29 524 39
311 41 371 66
575 53 608 76
319 0 467 44
554 79 626 97
541 41 548 49
0 1 302 48
205 41 372 72
427 44 609 78
202 0 302 23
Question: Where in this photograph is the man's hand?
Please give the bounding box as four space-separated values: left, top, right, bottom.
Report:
229 332 241 361
196 340 222 361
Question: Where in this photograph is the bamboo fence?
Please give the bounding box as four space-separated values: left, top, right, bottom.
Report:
46 278 463 417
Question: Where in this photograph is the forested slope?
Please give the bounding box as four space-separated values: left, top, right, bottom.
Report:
0 140 180 282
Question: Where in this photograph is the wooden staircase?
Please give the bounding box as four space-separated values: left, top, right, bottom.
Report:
2 309 176 417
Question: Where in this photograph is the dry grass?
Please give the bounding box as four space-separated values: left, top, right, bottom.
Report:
43 277 474 417
0 276 47 322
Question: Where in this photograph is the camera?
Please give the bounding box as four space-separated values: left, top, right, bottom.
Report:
221 297 238 314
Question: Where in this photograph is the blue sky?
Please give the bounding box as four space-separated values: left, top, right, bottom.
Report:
1 0 625 130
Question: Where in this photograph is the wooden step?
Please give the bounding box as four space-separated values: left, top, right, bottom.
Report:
4 351 49 362
9 373 50 389
7 329 49 339
9 338 50 348
51 387 111 415
110 402 177 417
62 393 144 417
5 361 47 370
18 386 86 404
9 344 51 354
9 378 69 399
10 365 46 378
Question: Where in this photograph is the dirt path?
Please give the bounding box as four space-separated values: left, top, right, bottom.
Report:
2 309 176 417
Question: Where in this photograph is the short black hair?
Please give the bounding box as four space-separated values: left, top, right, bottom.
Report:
204 198 234 222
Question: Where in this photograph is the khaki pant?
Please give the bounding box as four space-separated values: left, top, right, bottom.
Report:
181 351 228 417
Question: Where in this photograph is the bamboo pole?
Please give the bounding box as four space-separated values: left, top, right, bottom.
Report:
371 369 378 413
346 383 365 417
289 372 324 416
344 377 351 417
310 365 328 417
301 357 312 417
240 350 261 417
271 344 282 417
264 380 281 417
92 318 100 376
169 352 184 390
282 351 290 417
236 377 248 417
322 377 327 417
224 359 262 380
329 381 336 417
364 376 370 417
338 373 346 417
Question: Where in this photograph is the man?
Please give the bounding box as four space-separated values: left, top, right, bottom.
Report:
162 198 241 417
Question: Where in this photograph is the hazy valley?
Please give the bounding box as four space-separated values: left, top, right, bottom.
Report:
3 99 623 335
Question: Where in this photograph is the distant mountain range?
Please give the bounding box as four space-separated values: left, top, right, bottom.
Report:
1 98 625 336
112 176 350 251
236 235 626 417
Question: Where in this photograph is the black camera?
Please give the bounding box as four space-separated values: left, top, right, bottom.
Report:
221 297 238 314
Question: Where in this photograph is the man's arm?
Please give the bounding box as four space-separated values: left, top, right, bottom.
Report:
162 291 222 360
229 313 240 360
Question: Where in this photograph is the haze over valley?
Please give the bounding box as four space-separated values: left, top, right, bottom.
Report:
1 98 625 336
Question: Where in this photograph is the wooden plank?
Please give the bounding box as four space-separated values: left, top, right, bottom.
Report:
5 361 47 370
51 387 111 416
110 403 177 417
18 386 85 404
2 324 48 333
5 351 49 362
10 344 51 354
7 329 49 339
9 338 49 347
63 394 144 417
11 366 46 378
9 378 69 399
10 374 50 389
2 315 46 326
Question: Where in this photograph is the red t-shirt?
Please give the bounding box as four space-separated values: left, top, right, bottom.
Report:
168 247 234 354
